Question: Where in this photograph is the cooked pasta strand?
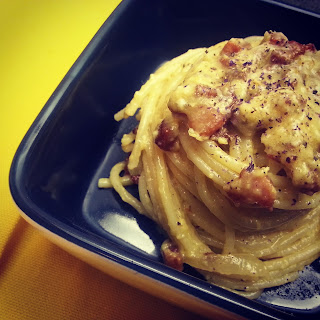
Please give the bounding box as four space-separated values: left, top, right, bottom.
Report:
99 31 320 298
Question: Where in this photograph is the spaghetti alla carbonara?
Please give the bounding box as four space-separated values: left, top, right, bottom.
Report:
99 31 320 298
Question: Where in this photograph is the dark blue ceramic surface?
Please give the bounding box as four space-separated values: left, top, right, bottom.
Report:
9 0 320 319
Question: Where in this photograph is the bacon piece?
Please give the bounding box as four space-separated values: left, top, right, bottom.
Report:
269 33 316 65
168 82 235 138
161 239 183 271
224 167 276 210
155 116 179 151
186 106 226 137
219 40 242 67
186 85 236 138
221 41 242 56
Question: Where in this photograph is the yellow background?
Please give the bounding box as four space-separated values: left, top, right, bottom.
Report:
0 1 207 319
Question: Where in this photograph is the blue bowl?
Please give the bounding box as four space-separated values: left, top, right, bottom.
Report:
10 0 320 319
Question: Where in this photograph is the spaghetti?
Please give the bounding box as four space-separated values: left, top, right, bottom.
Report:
99 31 320 298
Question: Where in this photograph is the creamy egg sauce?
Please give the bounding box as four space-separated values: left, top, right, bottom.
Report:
167 31 320 201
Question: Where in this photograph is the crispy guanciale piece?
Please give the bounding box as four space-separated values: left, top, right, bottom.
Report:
219 40 243 67
224 166 276 210
185 105 226 137
161 239 184 271
267 31 316 65
185 84 233 137
169 83 235 140
221 41 242 56
155 116 180 151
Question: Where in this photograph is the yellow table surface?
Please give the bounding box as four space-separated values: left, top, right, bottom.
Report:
0 1 210 319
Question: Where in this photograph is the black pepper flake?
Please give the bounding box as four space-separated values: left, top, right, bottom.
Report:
286 157 291 163
243 61 252 67
293 125 301 131
313 90 318 94
205 49 208 54
315 101 320 105
177 221 181 226
287 80 292 87
291 198 297 206
307 113 312 120
246 160 254 173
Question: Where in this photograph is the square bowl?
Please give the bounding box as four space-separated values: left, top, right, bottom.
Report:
9 0 320 319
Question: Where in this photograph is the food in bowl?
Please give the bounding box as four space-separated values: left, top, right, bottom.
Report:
99 31 320 298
